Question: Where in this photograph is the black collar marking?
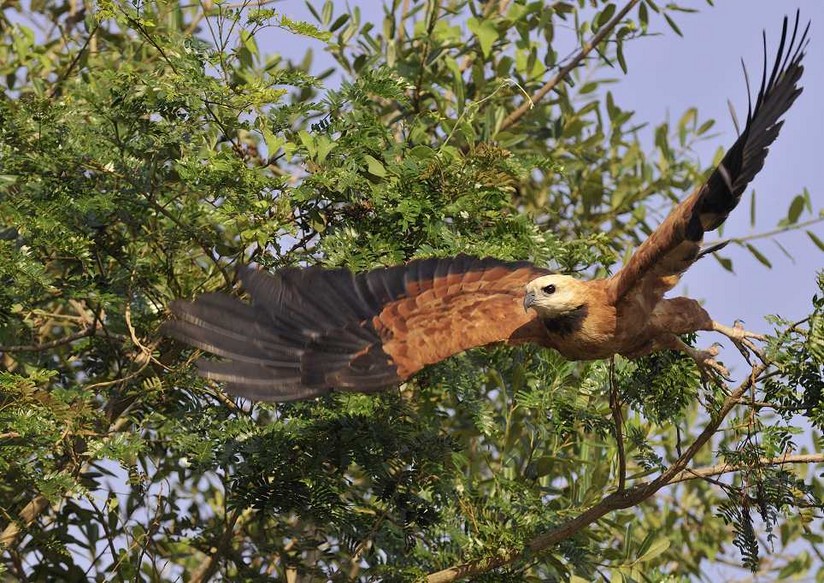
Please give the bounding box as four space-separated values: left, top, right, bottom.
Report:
541 304 588 336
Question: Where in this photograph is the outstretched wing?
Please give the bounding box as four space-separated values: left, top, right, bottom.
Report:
608 12 808 302
162 255 551 401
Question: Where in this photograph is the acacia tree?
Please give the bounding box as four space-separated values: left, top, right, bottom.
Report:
1 1 823 581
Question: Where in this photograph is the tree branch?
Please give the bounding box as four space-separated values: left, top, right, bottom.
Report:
609 359 626 492
48 22 100 100
499 0 642 131
0 326 101 352
669 454 824 485
412 0 440 114
703 216 824 250
0 415 132 549
0 495 50 548
189 508 244 583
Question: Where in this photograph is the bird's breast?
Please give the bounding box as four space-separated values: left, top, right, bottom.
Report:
540 302 619 360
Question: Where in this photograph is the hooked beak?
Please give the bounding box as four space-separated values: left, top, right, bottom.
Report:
523 290 536 312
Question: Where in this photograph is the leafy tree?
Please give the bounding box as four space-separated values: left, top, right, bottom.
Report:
1 1 822 581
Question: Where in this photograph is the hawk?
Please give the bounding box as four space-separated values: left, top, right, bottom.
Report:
163 14 808 402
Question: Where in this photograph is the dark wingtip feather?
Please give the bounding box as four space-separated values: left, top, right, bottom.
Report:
608 14 808 302
698 12 808 228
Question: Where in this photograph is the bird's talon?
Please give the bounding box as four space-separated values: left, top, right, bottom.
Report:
713 321 766 344
702 358 731 380
685 345 731 380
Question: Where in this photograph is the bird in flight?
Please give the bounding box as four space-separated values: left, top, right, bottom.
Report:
163 14 808 402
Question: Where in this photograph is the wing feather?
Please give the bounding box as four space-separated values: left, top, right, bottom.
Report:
608 12 808 302
162 255 551 401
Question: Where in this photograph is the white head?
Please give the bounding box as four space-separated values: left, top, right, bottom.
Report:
523 274 586 318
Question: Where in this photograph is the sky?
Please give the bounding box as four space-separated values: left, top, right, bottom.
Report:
269 0 824 375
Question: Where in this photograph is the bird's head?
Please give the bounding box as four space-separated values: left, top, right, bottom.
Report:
523 274 586 318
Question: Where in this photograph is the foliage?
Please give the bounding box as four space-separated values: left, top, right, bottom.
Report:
0 1 822 581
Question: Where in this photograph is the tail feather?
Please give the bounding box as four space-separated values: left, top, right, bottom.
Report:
162 318 303 366
197 360 302 385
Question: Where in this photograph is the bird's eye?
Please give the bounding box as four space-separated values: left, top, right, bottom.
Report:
542 284 556 295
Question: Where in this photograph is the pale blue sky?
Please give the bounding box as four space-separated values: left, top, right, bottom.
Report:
272 1 823 363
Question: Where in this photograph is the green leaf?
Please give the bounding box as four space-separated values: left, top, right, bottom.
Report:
749 190 756 227
321 0 333 25
261 127 285 157
715 254 734 272
746 243 772 268
678 107 696 146
638 2 649 32
773 238 795 263
596 4 616 28
616 41 627 73
787 194 805 224
807 230 824 252
363 154 387 177
279 14 332 41
637 537 670 562
408 145 437 161
697 118 715 135
329 13 350 33
466 17 499 57
664 13 683 37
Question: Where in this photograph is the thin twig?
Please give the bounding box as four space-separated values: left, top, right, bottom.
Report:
704 216 824 250
0 326 99 352
48 22 100 99
499 0 642 131
669 454 824 485
189 508 244 583
412 0 440 113
83 356 153 392
125 12 180 75
347 510 387 580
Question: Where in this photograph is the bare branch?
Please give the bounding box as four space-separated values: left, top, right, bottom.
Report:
609 359 626 492
669 454 824 485
0 326 100 352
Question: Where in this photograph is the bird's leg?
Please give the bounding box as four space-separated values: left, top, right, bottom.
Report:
712 321 766 362
662 335 730 379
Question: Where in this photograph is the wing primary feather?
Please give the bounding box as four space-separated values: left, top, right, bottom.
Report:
608 13 807 302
